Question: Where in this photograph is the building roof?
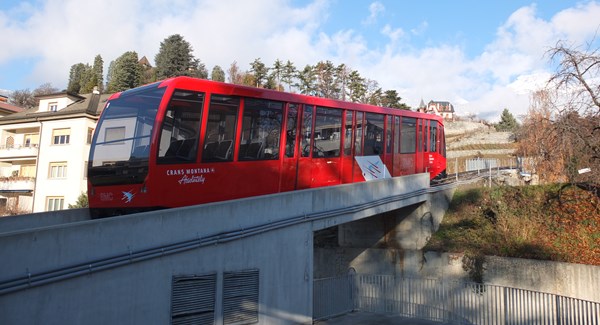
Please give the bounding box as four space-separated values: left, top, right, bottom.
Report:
0 101 26 115
0 92 111 125
428 100 455 113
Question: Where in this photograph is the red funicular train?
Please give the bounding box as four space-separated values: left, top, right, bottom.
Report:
88 77 446 217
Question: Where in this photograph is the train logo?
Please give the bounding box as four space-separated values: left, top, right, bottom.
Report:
121 191 135 203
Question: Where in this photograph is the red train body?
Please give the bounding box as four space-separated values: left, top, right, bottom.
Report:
87 77 446 217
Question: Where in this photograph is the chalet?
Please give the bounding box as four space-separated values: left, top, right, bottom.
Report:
417 99 455 121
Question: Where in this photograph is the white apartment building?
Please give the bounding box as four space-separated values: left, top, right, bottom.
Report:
0 90 109 214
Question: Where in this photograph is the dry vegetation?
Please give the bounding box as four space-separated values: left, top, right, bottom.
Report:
426 184 600 265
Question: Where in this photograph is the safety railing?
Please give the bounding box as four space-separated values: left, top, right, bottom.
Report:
314 274 600 324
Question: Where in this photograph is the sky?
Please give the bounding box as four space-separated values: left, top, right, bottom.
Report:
1 0 599 121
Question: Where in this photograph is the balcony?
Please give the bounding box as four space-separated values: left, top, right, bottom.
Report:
0 177 36 193
0 144 39 159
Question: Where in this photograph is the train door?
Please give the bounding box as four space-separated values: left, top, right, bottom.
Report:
384 115 393 175
393 116 401 176
399 117 417 175
280 103 300 191
310 106 343 187
353 112 365 182
415 118 425 173
341 110 354 183
297 105 314 189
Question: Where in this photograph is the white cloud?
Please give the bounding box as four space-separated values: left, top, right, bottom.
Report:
1 0 599 123
362 1 385 25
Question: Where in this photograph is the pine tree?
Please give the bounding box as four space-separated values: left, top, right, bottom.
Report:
155 34 200 79
347 70 366 103
282 60 296 92
67 63 86 93
271 59 284 90
68 193 88 208
211 65 225 82
107 51 142 92
296 65 316 95
249 58 269 87
92 55 104 93
79 64 95 93
495 108 519 131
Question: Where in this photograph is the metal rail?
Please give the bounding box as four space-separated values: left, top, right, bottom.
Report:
314 274 600 324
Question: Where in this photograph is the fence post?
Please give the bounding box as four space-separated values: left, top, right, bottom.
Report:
504 287 509 325
455 158 458 181
489 164 492 187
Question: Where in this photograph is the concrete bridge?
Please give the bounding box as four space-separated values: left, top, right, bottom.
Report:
0 173 454 324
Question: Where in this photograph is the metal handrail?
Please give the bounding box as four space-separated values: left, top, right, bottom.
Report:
314 274 600 324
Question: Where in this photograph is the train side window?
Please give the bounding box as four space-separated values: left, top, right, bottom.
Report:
202 95 239 162
343 111 354 156
394 116 400 154
239 98 283 161
386 115 392 154
313 107 342 158
157 91 204 164
364 113 384 156
355 112 363 156
285 104 299 158
301 106 313 157
430 120 438 152
400 117 416 153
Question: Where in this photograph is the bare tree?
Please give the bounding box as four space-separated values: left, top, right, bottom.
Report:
518 40 600 184
548 40 600 116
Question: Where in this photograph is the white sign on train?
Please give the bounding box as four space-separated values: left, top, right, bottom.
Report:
355 156 391 181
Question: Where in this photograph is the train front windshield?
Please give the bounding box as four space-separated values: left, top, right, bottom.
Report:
88 83 166 186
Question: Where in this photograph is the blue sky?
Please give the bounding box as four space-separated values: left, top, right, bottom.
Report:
1 0 599 121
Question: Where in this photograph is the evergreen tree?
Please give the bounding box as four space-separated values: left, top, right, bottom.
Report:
382 90 409 109
211 65 225 82
67 63 86 93
68 192 88 208
271 59 284 90
296 64 316 95
282 60 296 92
249 58 269 87
107 51 142 92
92 55 104 93
193 60 208 79
347 70 366 103
155 34 199 79
79 64 96 94
106 60 115 89
335 64 350 101
495 108 519 131
314 60 337 99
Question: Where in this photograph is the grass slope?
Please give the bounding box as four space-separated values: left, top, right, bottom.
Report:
425 184 600 265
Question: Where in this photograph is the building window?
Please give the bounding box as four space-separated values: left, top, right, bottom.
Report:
104 127 126 145
46 197 64 211
49 102 58 112
87 128 95 144
49 162 67 178
5 136 14 148
52 128 70 145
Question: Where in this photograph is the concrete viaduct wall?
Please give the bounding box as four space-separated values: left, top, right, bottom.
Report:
0 174 433 325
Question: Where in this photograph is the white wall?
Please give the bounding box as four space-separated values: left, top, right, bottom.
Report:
33 118 94 212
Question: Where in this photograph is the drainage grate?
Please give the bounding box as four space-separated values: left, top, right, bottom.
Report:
171 273 217 325
223 269 259 325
